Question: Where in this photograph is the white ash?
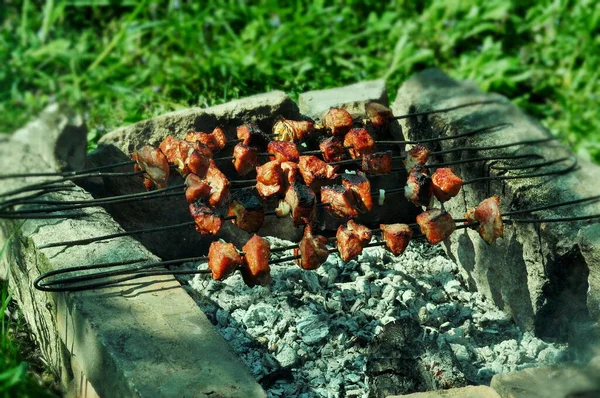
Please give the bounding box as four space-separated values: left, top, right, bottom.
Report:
189 238 570 397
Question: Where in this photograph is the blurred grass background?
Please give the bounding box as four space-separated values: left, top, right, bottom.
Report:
1 0 599 161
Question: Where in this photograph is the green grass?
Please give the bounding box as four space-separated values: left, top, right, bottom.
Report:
0 0 599 158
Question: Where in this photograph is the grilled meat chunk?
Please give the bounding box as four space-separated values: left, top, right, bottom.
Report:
205 159 231 208
431 167 463 202
256 160 285 198
185 173 212 203
281 161 301 185
189 201 223 235
232 143 259 176
416 209 456 244
336 220 372 261
362 151 392 175
185 126 227 152
324 108 353 137
321 185 360 219
319 136 346 162
228 189 265 233
237 122 270 150
380 223 413 255
208 241 242 281
267 140 300 163
272 118 315 142
465 196 504 244
341 171 372 213
294 224 330 270
159 136 209 177
241 235 272 287
344 128 375 159
405 144 430 171
298 155 338 190
284 183 316 225
132 145 170 190
365 102 393 129
404 166 433 207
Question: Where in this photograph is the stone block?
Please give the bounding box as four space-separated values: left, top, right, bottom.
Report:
387 385 501 397
391 69 600 339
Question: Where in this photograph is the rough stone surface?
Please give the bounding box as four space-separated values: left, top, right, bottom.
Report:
490 362 600 398
299 79 388 120
11 103 87 172
0 115 265 397
387 385 501 397
391 69 600 340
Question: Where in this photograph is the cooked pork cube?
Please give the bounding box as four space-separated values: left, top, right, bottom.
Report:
208 241 242 281
404 166 433 207
232 143 259 176
185 126 227 152
416 209 456 244
361 151 392 175
237 122 270 150
380 223 413 255
336 220 372 261
298 155 338 189
344 128 375 159
324 108 353 137
272 118 315 142
465 196 504 244
431 167 463 202
319 136 346 162
284 183 316 225
185 173 212 203
321 185 360 219
205 159 231 208
294 224 330 270
365 102 393 128
280 161 301 185
405 144 430 171
189 201 223 235
267 140 300 163
241 235 272 287
256 160 285 198
227 189 265 233
341 171 372 212
132 145 170 190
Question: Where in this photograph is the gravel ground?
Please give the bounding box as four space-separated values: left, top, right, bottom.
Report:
188 237 571 397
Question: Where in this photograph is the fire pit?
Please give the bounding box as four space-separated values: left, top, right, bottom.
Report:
0 71 599 397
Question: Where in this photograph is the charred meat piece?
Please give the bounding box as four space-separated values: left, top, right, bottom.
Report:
241 235 272 287
237 122 270 150
405 144 430 171
228 189 265 233
232 143 259 176
431 168 463 202
185 126 227 152
294 224 329 270
344 128 375 159
324 108 353 137
267 140 299 163
404 166 433 207
281 161 301 185
205 159 231 208
466 196 504 244
321 185 360 219
272 118 315 142
299 155 338 190
185 173 212 203
416 209 456 245
341 171 372 213
365 102 393 129
362 151 392 175
159 136 209 177
256 160 285 198
336 220 372 262
380 223 413 255
132 146 170 190
284 183 316 225
189 201 223 235
319 136 346 162
208 241 242 281
185 149 210 177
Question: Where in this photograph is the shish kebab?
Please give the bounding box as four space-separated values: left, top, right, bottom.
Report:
33 194 600 292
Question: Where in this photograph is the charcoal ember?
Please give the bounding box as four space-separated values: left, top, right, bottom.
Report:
321 185 360 219
189 201 223 235
185 173 211 203
405 144 430 171
284 183 316 226
344 128 375 159
319 136 346 162
465 196 504 244
228 189 265 233
232 143 259 176
131 145 170 190
431 167 463 202
336 220 372 262
362 151 392 175
380 223 413 255
405 166 433 207
205 159 231 208
208 241 243 280
256 159 285 198
294 224 329 270
416 209 456 244
272 118 315 142
341 171 372 213
267 140 300 163
298 155 338 191
365 101 394 129
185 126 227 152
241 234 272 287
324 107 353 137
237 121 271 150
